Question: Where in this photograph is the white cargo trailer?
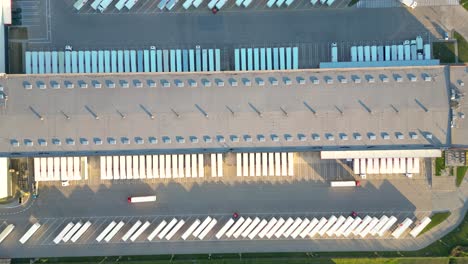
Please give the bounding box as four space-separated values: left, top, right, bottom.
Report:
63 222 82 242
233 218 252 238
370 216 389 236
130 221 151 242
343 217 362 237
359 217 380 238
166 220 185 240
335 216 354 237
158 218 178 239
353 215 372 236
198 219 217 240
392 218 413 238
127 195 157 203
54 222 75 244
318 215 337 237
96 221 116 242
193 217 213 238
283 218 303 238
326 216 346 237
330 181 359 187
225 217 245 238
310 217 328 237
291 218 310 239
248 219 268 239
274 217 294 238
241 217 260 238
409 217 431 238
148 220 167 241
19 223 41 244
377 216 398 237
299 218 318 238
181 219 200 240
266 218 285 239
71 221 92 243
258 218 277 238
216 218 235 239
0 224 15 244
122 220 142 241
104 221 125 242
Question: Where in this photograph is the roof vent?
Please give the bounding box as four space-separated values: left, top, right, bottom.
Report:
10 139 19 147
24 139 34 146
354 133 362 140
271 134 279 142
229 78 238 87
176 80 184 88
311 77 320 84
80 138 89 145
108 137 117 145
149 137 158 144
38 139 47 146
121 137 130 144
217 135 225 143
107 81 115 88
176 136 185 143
162 80 171 88
79 81 88 89
135 137 144 144
284 134 293 141
24 82 33 89
51 81 60 89
244 135 252 142
134 80 143 88
93 81 101 89
270 77 278 86
312 134 320 141
231 135 239 142
189 136 198 143
298 134 307 141
326 77 333 84
353 76 361 83
297 77 306 85
66 138 75 145
202 79 211 87
410 133 418 139
368 133 376 140
339 76 348 84
326 134 334 141
284 77 292 85
340 133 348 140
367 75 375 83
396 133 404 140
37 82 47 89
162 136 171 144
189 79 198 87
120 80 129 88
148 80 156 88
409 74 417 82
52 138 61 145
382 133 390 140
94 138 103 145
204 136 212 143
257 134 265 142
425 133 433 139
423 75 432 82
216 79 224 87
65 81 74 89
243 78 251 86
256 78 265 86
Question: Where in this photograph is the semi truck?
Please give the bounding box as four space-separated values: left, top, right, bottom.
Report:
330 181 360 187
127 195 157 203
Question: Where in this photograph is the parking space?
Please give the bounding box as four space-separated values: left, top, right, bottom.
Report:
12 0 51 42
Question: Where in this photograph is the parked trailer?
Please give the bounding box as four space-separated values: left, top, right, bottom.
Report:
54 223 75 244
166 0 179 10
115 0 128 10
198 219 217 240
71 221 92 243
158 218 178 239
357 46 364 62
392 218 413 238
318 215 337 237
424 44 431 60
258 217 277 238
384 46 390 61
370 216 389 236
310 217 328 237
359 217 379 238
353 215 372 236
266 217 285 239
299 218 318 238
147 220 167 241
166 220 185 240
377 216 398 237
98 0 114 12
283 218 303 238
326 215 346 237
378 46 384 61
330 181 360 187
74 0 89 10
291 218 310 239
274 217 295 238
410 217 431 238
331 43 338 62
233 217 253 239
241 217 261 238
410 40 417 60
391 45 397 60
370 46 377 62
248 219 268 239
91 0 104 9
335 216 355 237
63 222 82 242
130 221 151 242
215 218 234 239
0 224 15 244
350 46 357 62
125 0 138 9
404 40 411 60
193 217 213 238
225 217 245 238
343 217 362 237
122 220 142 241
364 46 370 61
104 221 124 242
181 219 200 240
96 221 116 242
19 223 41 244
